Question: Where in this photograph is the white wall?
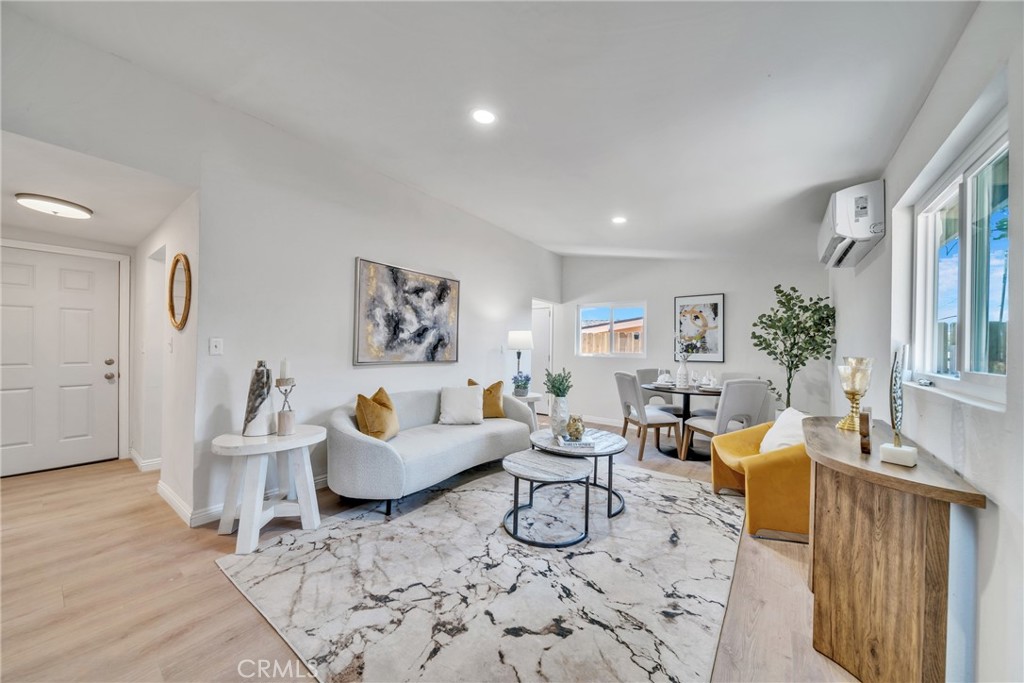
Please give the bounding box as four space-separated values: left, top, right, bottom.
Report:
130 194 200 515
557 256 829 423
2 10 561 521
829 4 1023 680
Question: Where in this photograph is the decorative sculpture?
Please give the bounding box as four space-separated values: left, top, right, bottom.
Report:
566 415 586 441
880 345 918 467
243 360 277 436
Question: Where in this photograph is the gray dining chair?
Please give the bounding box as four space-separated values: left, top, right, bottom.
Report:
614 372 680 461
636 368 674 406
690 372 758 418
681 379 768 460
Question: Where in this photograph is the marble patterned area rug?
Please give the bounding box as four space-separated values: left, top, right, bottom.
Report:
217 463 745 683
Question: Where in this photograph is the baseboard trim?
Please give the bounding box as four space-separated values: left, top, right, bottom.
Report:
582 414 623 429
157 480 193 526
186 473 331 528
129 447 161 472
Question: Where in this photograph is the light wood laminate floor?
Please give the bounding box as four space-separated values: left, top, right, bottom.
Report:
1 422 854 682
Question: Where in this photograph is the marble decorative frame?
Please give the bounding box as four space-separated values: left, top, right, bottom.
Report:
674 293 725 362
354 258 460 365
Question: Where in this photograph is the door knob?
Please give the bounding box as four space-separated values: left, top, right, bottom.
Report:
104 372 115 380
105 358 115 365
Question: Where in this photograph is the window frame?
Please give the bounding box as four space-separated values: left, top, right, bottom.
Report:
575 301 647 358
911 110 1008 404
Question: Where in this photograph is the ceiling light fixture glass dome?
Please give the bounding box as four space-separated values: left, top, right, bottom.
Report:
471 109 497 124
15 193 93 220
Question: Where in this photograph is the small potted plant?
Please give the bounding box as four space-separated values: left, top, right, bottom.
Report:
544 367 573 437
511 371 531 397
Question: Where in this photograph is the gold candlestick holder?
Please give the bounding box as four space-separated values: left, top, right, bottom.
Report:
836 357 872 432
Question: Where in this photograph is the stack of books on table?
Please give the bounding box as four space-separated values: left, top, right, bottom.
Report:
557 435 596 452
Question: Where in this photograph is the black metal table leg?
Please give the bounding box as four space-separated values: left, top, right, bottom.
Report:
513 477 520 537
607 453 614 518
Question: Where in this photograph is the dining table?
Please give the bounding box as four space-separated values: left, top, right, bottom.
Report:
640 383 723 460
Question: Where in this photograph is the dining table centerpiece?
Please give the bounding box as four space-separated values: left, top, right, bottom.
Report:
676 338 702 387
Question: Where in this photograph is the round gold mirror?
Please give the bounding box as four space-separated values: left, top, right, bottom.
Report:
168 252 192 330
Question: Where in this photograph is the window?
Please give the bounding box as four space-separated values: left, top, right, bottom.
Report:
914 113 1008 400
577 303 646 357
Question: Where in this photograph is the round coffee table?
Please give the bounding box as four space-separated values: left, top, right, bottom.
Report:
502 449 592 548
530 428 628 517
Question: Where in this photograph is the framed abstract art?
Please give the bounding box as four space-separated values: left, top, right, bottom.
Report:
354 258 460 365
674 293 724 362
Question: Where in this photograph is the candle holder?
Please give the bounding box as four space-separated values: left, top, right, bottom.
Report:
836 356 872 431
276 377 296 436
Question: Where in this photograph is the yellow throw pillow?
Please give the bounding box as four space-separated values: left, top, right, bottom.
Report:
468 379 505 418
355 387 400 441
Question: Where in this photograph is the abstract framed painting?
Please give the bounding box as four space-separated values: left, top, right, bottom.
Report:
674 293 724 362
354 258 460 365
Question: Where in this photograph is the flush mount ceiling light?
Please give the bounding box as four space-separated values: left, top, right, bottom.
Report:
611 216 628 225
15 193 93 220
471 109 497 125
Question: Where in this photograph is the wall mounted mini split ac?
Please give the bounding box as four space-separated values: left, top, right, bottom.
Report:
818 179 886 268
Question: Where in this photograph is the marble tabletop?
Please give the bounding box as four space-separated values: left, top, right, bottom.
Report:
530 428 628 457
502 449 593 483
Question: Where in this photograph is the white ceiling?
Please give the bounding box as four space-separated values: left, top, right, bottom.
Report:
6 2 975 260
2 132 194 246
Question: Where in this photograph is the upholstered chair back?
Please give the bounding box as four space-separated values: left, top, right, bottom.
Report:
713 379 769 434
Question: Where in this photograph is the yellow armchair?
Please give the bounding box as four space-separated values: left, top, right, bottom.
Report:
711 422 811 538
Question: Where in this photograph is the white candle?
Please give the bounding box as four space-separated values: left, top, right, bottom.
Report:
280 357 290 379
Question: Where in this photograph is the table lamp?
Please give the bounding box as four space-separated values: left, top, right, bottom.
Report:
507 330 534 374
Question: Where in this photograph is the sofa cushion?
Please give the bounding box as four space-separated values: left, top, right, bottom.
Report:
355 387 399 441
390 419 530 494
468 379 505 418
439 385 484 425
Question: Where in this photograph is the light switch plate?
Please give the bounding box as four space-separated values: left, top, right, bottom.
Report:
209 337 224 356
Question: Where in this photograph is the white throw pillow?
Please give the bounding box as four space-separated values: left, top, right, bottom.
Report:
759 407 808 453
439 385 484 425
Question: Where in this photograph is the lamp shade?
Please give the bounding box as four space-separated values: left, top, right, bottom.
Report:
507 330 534 351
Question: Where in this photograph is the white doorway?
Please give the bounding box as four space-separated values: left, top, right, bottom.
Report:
1 245 125 476
531 299 554 415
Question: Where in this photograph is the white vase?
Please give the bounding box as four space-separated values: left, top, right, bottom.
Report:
550 396 570 437
676 358 689 387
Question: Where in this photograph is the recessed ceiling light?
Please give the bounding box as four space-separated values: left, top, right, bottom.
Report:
611 216 628 225
15 193 93 220
472 109 497 125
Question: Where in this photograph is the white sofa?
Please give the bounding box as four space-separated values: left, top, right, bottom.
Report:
327 389 535 508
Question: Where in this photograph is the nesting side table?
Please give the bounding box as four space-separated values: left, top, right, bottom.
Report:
214 424 326 554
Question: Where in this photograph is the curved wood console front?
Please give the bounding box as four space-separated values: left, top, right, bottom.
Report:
803 417 985 683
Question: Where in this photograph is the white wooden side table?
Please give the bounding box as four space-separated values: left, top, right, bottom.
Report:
517 392 544 428
214 424 326 554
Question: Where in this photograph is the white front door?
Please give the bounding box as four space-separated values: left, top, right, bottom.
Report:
2 247 120 476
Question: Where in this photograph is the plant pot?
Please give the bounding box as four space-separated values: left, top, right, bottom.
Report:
549 396 570 437
513 385 529 397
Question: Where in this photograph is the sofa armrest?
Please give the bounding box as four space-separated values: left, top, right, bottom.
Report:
327 407 406 499
502 394 536 432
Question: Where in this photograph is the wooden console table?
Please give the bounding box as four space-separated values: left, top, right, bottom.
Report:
803 417 986 682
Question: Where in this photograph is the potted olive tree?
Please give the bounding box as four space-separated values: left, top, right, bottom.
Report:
751 284 836 408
